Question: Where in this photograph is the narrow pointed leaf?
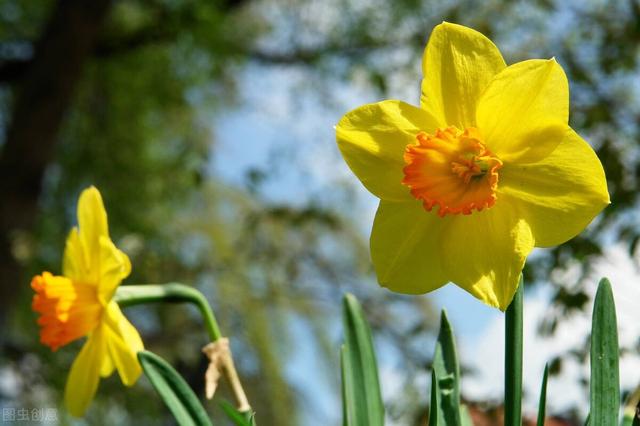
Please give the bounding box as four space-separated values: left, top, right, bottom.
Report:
341 345 352 426
220 400 256 426
341 293 384 426
505 276 523 426
432 309 462 425
537 364 549 426
138 350 213 426
428 370 442 426
590 278 620 426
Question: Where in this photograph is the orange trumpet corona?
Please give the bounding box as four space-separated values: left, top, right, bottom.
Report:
402 126 502 217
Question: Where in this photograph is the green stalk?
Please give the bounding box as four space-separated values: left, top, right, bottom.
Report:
504 276 523 426
114 283 253 418
114 283 222 341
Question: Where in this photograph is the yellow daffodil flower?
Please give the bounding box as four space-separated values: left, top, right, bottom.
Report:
335 22 609 310
31 186 143 416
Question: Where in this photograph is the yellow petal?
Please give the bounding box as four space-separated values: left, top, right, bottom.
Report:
336 100 439 201
64 327 106 417
498 128 609 247
370 200 448 293
98 236 131 302
441 204 534 310
477 59 569 163
77 187 109 283
100 348 115 378
104 302 143 386
62 228 91 284
421 22 506 129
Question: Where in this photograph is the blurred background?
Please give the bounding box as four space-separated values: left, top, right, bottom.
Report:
1 0 639 424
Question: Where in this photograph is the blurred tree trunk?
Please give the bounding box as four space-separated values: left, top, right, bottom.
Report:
0 0 112 331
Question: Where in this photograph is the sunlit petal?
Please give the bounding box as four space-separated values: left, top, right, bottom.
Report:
477 59 569 163
421 22 506 128
77 187 109 283
336 100 439 201
104 302 143 386
64 327 106 417
370 200 448 293
441 203 534 310
498 128 610 247
62 228 90 284
98 236 131 303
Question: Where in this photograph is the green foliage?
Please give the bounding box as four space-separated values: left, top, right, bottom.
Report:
429 309 475 426
428 370 442 426
590 278 620 426
426 276 622 426
219 400 256 426
339 293 450 425
340 277 629 426
341 293 384 426
138 350 213 426
536 364 548 426
431 310 462 425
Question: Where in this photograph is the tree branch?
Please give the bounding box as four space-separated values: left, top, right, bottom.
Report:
247 40 398 65
0 0 113 328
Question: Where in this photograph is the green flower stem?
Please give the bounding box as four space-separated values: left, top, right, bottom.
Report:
114 283 222 341
504 276 523 426
114 283 252 416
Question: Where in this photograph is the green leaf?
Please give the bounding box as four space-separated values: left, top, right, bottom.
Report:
537 364 548 426
428 370 442 426
138 350 213 426
432 309 462 425
460 405 473 426
590 278 620 426
341 293 384 426
504 276 523 426
340 345 351 424
219 400 256 426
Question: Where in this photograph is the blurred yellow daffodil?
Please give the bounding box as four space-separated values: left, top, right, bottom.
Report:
336 22 609 310
31 186 143 416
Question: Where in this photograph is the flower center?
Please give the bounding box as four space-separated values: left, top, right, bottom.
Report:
402 126 502 217
31 272 102 351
